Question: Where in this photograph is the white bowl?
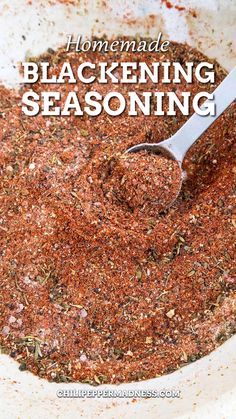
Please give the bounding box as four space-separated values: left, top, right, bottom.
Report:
0 1 235 417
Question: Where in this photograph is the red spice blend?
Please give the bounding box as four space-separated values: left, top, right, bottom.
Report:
0 42 235 384
102 151 182 215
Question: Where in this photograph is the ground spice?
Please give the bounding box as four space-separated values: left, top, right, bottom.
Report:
0 41 235 384
103 151 182 215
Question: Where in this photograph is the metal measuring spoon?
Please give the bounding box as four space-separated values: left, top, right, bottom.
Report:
126 67 236 206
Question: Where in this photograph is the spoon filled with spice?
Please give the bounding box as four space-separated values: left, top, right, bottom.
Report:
124 67 236 213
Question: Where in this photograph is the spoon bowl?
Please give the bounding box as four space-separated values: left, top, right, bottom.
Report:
126 142 183 211
126 141 179 163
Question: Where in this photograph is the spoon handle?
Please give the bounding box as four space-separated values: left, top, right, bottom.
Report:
162 67 236 163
